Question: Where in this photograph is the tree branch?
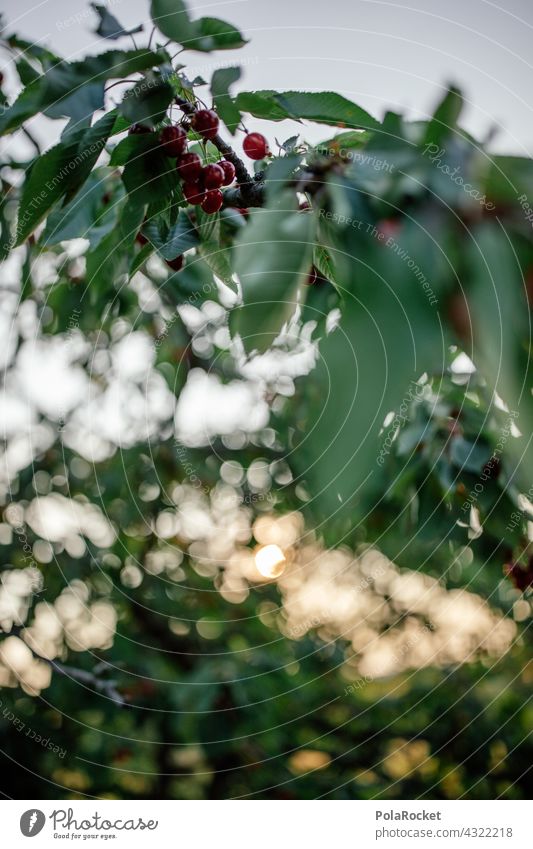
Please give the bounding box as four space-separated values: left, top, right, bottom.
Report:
50 660 126 706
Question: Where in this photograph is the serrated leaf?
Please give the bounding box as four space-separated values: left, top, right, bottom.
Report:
230 190 316 352
235 90 379 131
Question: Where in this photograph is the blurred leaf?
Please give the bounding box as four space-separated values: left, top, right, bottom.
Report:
91 3 144 40
0 48 169 135
230 190 316 352
188 18 247 52
151 0 246 51
423 86 464 148
450 437 493 474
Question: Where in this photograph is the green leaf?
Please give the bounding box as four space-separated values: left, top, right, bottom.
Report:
198 240 234 286
293 185 443 525
122 136 180 204
64 110 118 200
210 67 241 134
42 169 123 247
15 111 115 244
46 82 106 126
109 134 154 167
0 48 169 135
450 437 493 474
150 0 192 42
143 211 198 260
465 224 533 491
91 3 144 40
485 155 533 205
187 18 247 52
230 191 316 352
423 86 464 148
315 130 371 154
15 56 41 86
0 193 13 261
265 154 303 201
130 241 154 275
150 0 247 51
312 244 341 294
119 74 174 129
235 90 379 131
86 198 145 293
15 141 86 245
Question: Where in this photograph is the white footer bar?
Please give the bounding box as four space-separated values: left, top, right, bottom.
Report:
2 800 529 848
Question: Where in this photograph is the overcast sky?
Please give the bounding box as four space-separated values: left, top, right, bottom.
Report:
2 0 533 154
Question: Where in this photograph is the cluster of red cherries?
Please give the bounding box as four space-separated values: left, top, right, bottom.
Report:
132 108 271 271
157 109 270 215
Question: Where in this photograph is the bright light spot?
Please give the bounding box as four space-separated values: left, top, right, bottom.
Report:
254 544 286 578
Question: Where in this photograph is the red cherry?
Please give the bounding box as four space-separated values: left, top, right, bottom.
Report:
243 132 270 160
191 109 219 140
377 219 401 242
202 163 224 189
201 189 223 214
219 160 236 186
183 182 205 205
504 562 533 591
176 152 203 182
166 255 184 272
159 125 187 157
